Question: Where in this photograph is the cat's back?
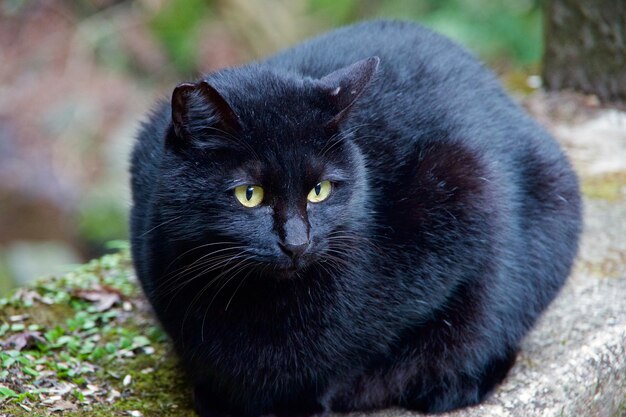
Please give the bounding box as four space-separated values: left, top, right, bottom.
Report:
266 20 482 82
266 19 500 112
265 20 533 157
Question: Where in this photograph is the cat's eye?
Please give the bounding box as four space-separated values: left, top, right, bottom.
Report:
307 180 332 203
234 185 264 208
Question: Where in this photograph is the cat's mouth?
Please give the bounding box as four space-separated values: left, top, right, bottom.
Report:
271 259 311 278
274 266 298 276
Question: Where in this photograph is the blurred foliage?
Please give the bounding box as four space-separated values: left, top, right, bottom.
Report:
376 0 543 66
147 0 542 75
0 0 543 293
77 196 129 248
150 0 213 73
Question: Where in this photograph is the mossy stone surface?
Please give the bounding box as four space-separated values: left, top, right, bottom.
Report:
0 247 194 416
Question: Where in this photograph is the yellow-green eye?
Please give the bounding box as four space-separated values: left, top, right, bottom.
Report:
234 185 264 207
307 180 332 203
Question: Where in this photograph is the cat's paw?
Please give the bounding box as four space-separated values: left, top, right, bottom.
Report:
263 403 329 417
265 410 329 417
401 353 516 413
193 384 231 417
401 384 483 414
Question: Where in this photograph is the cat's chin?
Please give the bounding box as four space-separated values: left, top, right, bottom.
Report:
272 267 300 280
266 262 312 280
260 255 316 280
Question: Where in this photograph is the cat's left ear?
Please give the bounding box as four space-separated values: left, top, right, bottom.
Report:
318 56 380 126
171 80 240 142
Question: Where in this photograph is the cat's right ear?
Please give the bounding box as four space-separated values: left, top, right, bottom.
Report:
170 80 240 145
318 56 380 126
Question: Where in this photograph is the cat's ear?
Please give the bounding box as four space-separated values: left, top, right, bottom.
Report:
171 80 240 143
319 56 380 126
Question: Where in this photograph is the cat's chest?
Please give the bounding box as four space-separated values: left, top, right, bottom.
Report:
196 295 351 381
206 287 332 348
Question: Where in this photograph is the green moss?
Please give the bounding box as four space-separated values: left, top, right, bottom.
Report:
0 246 195 416
106 349 194 416
581 172 626 202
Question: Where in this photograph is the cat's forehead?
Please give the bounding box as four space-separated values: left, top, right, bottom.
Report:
207 67 346 169
230 129 345 188
247 134 330 176
210 67 329 129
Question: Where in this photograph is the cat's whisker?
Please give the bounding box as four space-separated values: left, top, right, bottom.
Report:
137 215 185 238
319 253 353 273
224 266 255 311
163 249 242 284
316 259 339 278
159 255 245 299
160 250 255 316
326 236 376 254
160 249 252 298
200 258 255 341
179 258 249 340
205 258 253 303
162 241 245 275
161 245 249 283
326 232 386 256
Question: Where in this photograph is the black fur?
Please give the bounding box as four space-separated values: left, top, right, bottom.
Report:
129 20 582 417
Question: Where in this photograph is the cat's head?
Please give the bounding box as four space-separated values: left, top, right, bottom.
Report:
158 57 379 277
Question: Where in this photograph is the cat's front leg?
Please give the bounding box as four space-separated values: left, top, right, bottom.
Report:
265 399 330 417
193 382 331 417
400 349 517 413
193 383 233 417
263 409 329 417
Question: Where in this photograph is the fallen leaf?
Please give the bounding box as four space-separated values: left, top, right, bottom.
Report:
18 403 32 412
1 331 45 351
42 395 62 405
106 389 121 403
47 382 76 397
74 289 121 312
49 400 77 412
12 289 46 305
0 386 18 399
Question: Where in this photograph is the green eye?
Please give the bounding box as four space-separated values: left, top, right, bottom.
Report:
307 180 332 203
234 185 264 207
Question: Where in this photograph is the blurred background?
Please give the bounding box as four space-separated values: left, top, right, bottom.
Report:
0 0 543 294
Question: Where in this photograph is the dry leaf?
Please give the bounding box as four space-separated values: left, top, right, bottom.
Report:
9 314 29 322
74 289 121 312
1 331 45 351
49 400 77 411
13 289 45 305
106 388 121 403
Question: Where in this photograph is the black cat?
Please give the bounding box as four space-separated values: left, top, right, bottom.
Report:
130 20 581 417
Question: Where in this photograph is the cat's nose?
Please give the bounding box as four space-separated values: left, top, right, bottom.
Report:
279 241 309 260
279 214 310 261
